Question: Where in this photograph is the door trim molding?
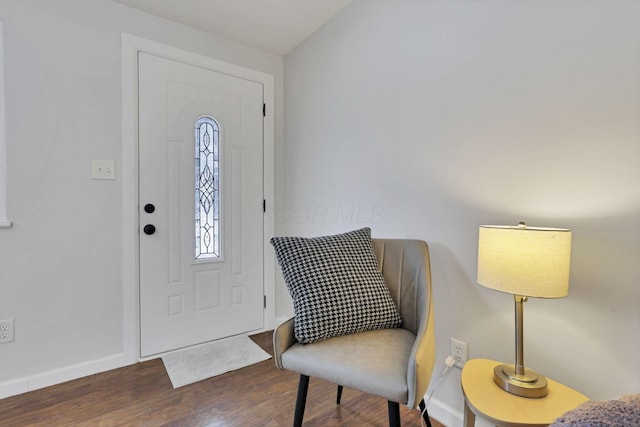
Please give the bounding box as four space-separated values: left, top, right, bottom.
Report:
121 33 275 363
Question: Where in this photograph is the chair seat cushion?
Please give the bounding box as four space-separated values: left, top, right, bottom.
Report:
270 228 402 344
281 328 416 404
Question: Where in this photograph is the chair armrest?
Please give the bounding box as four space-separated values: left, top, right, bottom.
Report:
273 317 296 369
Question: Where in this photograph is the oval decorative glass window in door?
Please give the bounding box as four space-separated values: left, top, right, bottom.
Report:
194 116 221 260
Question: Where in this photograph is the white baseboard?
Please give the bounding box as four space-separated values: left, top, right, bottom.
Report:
426 397 463 427
0 352 131 399
426 397 493 427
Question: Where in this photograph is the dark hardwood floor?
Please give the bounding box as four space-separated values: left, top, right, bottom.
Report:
0 332 445 427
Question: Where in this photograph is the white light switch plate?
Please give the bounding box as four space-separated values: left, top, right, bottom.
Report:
92 160 116 180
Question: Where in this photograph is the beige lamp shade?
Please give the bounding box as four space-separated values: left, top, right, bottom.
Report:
477 224 571 298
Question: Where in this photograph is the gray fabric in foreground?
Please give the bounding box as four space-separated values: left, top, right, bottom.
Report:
550 394 640 427
162 335 271 388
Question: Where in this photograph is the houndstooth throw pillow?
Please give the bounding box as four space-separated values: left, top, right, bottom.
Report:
270 227 402 344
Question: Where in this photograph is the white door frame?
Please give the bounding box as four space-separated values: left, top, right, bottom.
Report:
121 33 275 362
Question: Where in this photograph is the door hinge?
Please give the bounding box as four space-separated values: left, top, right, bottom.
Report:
264 295 267 308
263 103 266 117
263 199 266 213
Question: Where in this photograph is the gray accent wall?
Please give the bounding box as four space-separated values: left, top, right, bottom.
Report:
282 0 640 423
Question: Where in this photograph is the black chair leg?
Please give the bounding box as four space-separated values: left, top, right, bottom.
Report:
336 385 343 404
387 401 401 427
419 399 432 427
293 375 310 427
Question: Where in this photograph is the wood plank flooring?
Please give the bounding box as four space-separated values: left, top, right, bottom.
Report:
0 332 445 427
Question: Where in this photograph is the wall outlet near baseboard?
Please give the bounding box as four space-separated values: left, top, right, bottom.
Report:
450 337 467 368
0 319 14 343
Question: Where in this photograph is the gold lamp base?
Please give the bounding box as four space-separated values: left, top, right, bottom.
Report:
494 364 548 398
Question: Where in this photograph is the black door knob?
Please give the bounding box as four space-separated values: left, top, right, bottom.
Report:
143 224 156 235
144 203 155 214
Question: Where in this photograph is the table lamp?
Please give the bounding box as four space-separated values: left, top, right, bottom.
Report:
477 222 571 398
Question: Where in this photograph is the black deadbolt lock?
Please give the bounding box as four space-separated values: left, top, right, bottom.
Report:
144 203 155 214
143 224 156 235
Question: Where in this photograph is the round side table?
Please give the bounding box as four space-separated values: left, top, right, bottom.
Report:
461 359 589 427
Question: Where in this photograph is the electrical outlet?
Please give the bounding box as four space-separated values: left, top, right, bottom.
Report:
0 319 14 343
450 337 467 368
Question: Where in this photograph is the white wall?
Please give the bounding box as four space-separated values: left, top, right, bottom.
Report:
282 0 640 424
0 0 283 395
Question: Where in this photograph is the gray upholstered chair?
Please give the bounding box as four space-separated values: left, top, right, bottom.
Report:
273 238 436 427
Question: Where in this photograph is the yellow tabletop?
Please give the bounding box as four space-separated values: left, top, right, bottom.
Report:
461 359 589 427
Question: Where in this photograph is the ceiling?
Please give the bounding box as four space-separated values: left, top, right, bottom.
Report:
114 0 352 56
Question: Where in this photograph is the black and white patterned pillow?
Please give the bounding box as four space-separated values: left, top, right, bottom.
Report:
271 227 402 344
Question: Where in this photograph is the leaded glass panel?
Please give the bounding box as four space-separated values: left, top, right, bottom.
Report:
194 116 220 260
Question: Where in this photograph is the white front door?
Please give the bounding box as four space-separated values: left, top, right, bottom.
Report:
138 52 264 357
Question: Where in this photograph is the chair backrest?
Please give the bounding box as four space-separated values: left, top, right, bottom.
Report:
372 238 435 408
372 238 431 334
